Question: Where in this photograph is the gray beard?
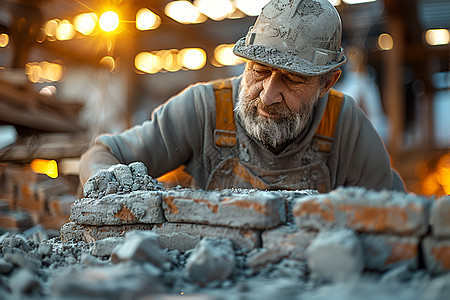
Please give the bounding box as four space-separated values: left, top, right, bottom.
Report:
235 83 319 148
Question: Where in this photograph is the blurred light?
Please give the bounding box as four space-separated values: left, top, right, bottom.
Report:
425 29 450 46
0 33 9 47
56 19 75 41
159 50 181 72
39 85 57 97
328 0 342 6
135 52 163 74
234 0 270 16
74 13 98 35
342 0 376 4
179 48 206 70
214 44 245 65
194 0 234 21
136 8 161 30
36 28 46 43
25 61 64 83
99 11 120 32
45 19 60 37
377 33 393 50
100 56 116 72
31 159 58 179
165 1 207 24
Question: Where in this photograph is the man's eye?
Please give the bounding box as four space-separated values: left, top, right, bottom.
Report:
285 77 303 85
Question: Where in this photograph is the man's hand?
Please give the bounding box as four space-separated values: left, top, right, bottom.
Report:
83 162 164 198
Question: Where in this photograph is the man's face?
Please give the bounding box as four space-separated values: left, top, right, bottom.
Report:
236 61 323 148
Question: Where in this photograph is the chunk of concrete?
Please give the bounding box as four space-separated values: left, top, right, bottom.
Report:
70 191 165 225
185 237 235 284
307 229 364 282
110 231 168 268
162 189 285 229
293 187 429 236
91 237 124 257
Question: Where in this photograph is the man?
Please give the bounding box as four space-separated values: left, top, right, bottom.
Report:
79 0 405 194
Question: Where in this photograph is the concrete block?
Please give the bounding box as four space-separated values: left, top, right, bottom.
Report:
430 196 450 238
70 191 165 225
60 222 154 243
278 190 319 224
91 237 124 257
422 236 450 275
185 237 235 284
293 187 429 236
307 229 364 282
360 234 419 271
151 222 260 251
162 189 285 229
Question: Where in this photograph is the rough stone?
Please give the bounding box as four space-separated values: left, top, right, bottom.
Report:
91 237 124 257
293 187 429 236
110 231 169 268
0 258 13 274
70 191 165 225
360 234 419 271
38 243 53 256
151 222 261 251
9 268 41 295
430 196 450 238
422 236 450 275
185 237 235 284
162 189 285 229
307 229 364 282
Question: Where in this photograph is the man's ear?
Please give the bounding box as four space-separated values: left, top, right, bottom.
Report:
319 69 342 98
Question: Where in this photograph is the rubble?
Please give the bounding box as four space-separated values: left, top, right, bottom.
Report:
0 184 449 299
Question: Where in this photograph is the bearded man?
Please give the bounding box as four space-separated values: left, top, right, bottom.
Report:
79 0 406 194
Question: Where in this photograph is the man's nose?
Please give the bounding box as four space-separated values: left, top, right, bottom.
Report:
260 72 284 106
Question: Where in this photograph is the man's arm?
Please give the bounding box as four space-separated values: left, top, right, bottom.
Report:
79 144 120 185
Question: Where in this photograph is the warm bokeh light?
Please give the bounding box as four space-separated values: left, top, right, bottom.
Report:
214 44 245 66
45 19 60 37
377 33 394 50
416 152 450 196
56 19 75 41
234 0 270 16
39 85 57 97
342 0 376 4
194 0 234 21
179 48 207 70
99 11 120 32
425 29 450 46
74 13 98 35
165 1 207 24
31 159 58 179
159 50 181 72
136 8 161 30
99 56 116 72
25 61 64 83
0 33 9 47
135 52 163 74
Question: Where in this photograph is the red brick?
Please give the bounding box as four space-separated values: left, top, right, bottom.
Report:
293 187 429 236
430 196 450 238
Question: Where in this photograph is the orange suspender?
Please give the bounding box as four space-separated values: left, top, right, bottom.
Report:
213 80 344 153
313 89 344 152
212 80 237 147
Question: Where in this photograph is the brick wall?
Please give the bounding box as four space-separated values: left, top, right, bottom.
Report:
60 186 450 275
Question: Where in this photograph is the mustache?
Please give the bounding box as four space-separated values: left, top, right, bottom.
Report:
239 94 292 119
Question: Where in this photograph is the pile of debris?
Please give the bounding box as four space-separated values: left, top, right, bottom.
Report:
1 178 450 299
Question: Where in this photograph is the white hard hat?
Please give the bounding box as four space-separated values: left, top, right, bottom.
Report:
233 0 347 76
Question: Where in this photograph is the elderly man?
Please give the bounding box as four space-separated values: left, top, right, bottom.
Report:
79 0 405 194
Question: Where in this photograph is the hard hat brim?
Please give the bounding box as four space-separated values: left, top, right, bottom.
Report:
233 37 347 77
